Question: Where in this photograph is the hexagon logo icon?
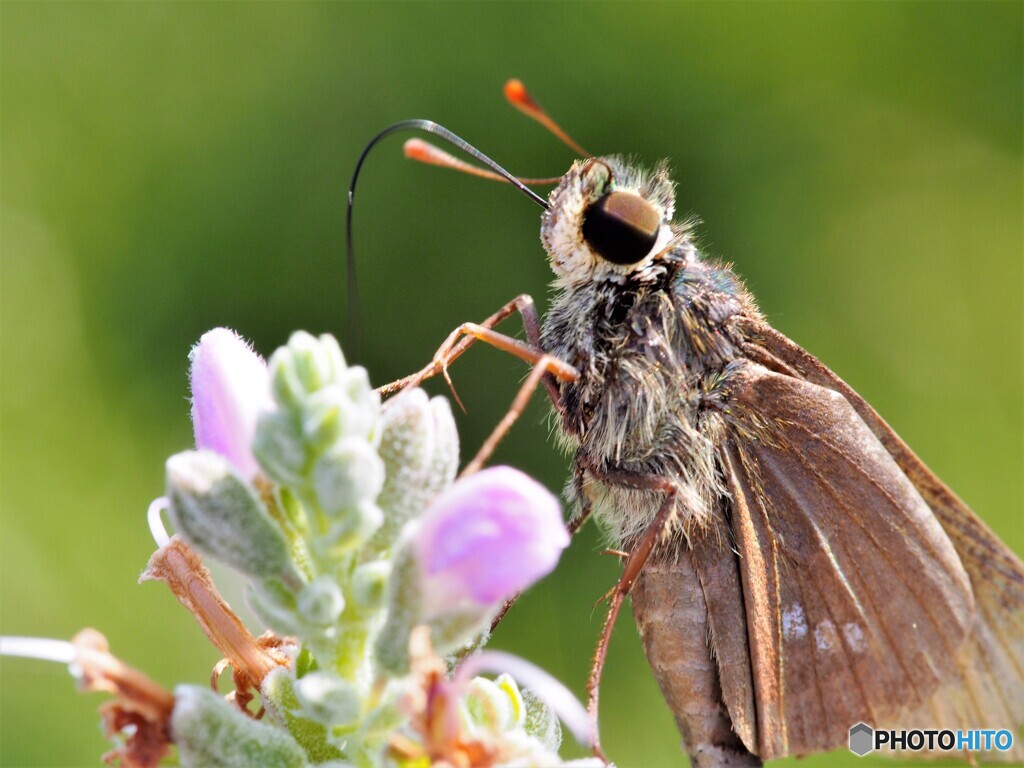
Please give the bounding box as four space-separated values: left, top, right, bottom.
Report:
849 722 874 757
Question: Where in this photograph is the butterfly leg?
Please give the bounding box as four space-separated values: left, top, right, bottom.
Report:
381 294 578 472
576 465 680 762
378 292 578 481
377 294 574 407
464 355 574 637
460 353 561 478
379 296 582 637
568 460 594 536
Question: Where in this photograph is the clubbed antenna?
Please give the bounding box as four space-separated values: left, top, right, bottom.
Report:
403 139 562 186
504 79 592 157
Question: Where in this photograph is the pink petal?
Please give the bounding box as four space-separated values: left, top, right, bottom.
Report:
416 466 568 612
189 328 271 478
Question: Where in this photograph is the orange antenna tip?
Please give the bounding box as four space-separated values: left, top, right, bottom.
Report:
403 138 449 164
502 79 591 158
504 79 533 109
403 138 562 186
404 138 508 181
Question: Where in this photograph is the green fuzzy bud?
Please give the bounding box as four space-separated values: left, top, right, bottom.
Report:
301 388 373 448
372 539 421 675
351 561 390 610
337 367 379 435
294 646 318 678
339 388 378 442
522 688 562 753
277 487 310 535
311 438 385 516
360 693 406 741
269 351 307 412
314 502 384 558
262 668 345 765
370 390 458 552
166 451 301 589
297 576 345 626
293 671 361 728
172 685 307 768
285 331 345 395
254 411 308 486
425 396 459 497
299 392 345 453
373 391 432 549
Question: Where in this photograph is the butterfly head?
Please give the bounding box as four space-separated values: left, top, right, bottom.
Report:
541 156 678 286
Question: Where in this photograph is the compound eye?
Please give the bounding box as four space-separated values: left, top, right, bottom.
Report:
581 191 661 265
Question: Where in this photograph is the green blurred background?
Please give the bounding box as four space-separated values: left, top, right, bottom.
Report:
2 3 1020 767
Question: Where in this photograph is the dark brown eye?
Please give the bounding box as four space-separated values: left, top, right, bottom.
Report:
581 191 661 265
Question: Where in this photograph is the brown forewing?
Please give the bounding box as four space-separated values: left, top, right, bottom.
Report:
709 359 975 759
741 321 1024 761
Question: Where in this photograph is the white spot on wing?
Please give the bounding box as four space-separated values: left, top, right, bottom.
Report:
814 619 838 652
843 622 867 653
782 604 807 640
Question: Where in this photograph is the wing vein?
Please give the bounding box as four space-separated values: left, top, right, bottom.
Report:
783 421 968 672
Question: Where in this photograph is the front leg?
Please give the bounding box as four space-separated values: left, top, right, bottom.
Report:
377 293 578 477
377 294 571 408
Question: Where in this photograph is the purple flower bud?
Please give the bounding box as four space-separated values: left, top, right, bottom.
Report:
415 466 568 617
189 328 271 479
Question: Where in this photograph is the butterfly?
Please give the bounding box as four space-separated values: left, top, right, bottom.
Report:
354 81 1024 766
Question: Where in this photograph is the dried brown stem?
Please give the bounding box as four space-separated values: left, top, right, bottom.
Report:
141 537 286 687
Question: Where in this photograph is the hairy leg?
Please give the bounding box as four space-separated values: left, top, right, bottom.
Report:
377 294 572 406
575 461 680 761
